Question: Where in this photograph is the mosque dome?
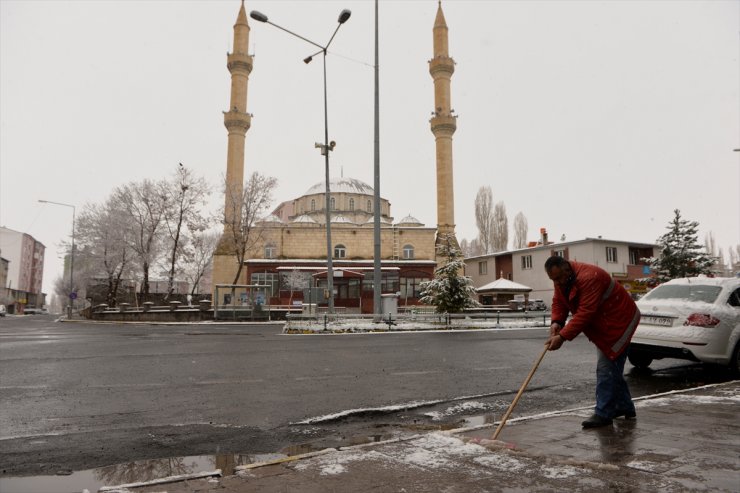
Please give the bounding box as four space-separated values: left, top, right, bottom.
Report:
396 214 424 227
304 177 374 196
290 214 318 224
362 216 392 227
257 214 283 225
331 214 356 224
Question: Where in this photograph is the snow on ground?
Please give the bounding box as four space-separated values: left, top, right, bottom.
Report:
284 317 548 334
424 401 495 421
635 390 740 408
288 432 584 479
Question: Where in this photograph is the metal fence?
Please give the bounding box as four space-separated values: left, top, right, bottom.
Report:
285 310 552 332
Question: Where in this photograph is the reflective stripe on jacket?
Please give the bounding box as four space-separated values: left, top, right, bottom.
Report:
551 261 640 360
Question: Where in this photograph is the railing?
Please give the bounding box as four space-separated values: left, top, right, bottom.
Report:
285 310 552 333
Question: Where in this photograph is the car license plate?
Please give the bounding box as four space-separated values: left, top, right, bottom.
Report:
642 316 673 327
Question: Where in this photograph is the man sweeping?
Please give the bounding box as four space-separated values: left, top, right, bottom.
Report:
544 256 641 428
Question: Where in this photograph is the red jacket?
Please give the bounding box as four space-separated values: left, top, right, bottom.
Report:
551 261 640 360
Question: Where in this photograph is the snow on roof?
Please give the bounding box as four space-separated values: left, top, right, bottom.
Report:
290 214 318 224
476 278 532 292
363 216 392 225
396 214 423 226
304 177 374 196
331 214 355 224
257 214 283 224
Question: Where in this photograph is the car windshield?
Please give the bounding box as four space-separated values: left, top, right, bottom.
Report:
642 284 722 303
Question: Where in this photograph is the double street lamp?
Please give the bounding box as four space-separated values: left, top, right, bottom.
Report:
250 8 351 314
38 199 76 318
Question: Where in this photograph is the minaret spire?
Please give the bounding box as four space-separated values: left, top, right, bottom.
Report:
223 0 253 230
429 1 457 248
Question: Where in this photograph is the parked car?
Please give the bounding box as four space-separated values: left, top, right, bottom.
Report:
527 299 548 311
629 276 740 374
0 304 6 317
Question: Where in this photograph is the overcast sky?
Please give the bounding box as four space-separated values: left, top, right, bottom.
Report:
1 0 738 297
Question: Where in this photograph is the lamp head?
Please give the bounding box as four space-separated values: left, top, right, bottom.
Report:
303 56 313 64
338 9 351 24
250 10 268 23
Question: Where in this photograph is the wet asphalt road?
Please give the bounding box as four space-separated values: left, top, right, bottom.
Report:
0 315 734 476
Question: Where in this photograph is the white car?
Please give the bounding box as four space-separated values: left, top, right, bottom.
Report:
629 276 740 374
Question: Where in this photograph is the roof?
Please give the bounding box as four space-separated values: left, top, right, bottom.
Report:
476 278 532 293
396 214 423 226
290 214 318 224
304 177 374 196
466 237 660 261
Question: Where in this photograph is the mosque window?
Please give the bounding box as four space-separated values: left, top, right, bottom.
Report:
349 198 355 211
334 244 347 258
330 197 336 210
402 244 415 259
264 243 277 259
367 200 372 212
311 199 316 211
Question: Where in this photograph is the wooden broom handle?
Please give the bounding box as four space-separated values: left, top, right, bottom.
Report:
492 345 549 440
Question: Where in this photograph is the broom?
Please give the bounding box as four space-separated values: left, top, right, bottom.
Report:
491 345 549 440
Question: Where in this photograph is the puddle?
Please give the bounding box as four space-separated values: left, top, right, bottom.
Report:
462 413 497 427
0 435 388 492
0 454 253 493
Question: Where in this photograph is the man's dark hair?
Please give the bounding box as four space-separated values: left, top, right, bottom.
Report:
544 255 570 271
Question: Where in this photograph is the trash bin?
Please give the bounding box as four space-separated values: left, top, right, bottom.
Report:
381 293 399 317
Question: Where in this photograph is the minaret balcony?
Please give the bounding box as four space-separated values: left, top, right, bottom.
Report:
227 52 253 74
428 56 455 77
224 110 252 132
430 115 457 135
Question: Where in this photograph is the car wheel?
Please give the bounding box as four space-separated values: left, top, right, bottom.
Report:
628 350 653 369
730 342 740 378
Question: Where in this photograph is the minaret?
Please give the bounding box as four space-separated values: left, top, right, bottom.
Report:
213 1 253 287
223 0 252 229
429 1 458 248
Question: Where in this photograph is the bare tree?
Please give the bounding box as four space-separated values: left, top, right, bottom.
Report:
114 179 168 300
474 186 494 254
468 238 483 257
704 232 724 276
182 230 219 297
492 201 508 252
282 269 310 306
220 171 278 284
513 212 528 249
162 163 210 300
75 199 131 306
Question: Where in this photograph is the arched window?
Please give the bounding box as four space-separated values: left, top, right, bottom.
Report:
310 199 316 211
349 198 355 211
264 243 277 259
334 244 346 258
402 244 415 259
330 197 336 210
367 200 372 212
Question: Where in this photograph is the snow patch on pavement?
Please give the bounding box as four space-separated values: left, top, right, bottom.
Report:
424 400 494 420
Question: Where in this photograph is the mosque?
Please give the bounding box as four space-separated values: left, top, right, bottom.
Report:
212 1 458 313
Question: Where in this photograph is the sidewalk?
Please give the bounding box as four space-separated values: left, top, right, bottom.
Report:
114 381 739 493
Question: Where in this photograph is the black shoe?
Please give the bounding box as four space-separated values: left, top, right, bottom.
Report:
615 409 636 419
581 414 613 428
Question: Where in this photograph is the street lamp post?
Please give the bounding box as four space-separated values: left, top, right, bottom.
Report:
250 8 351 314
38 199 76 318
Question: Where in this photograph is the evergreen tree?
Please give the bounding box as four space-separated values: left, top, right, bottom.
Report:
644 209 714 282
419 235 480 313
